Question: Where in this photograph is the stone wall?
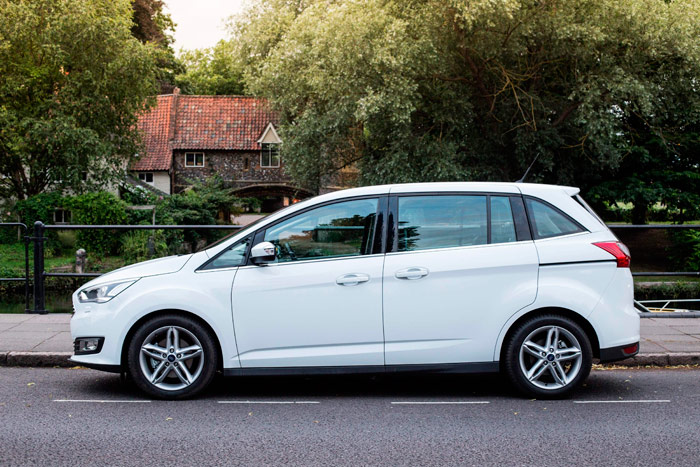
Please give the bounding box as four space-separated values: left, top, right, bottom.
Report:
173 149 291 193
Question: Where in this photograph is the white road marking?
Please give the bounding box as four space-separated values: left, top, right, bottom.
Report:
391 401 490 405
53 399 151 403
217 400 320 404
573 400 671 404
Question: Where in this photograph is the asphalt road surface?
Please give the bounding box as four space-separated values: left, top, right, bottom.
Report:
0 367 699 466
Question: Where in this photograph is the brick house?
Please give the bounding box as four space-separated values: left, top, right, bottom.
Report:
131 90 314 211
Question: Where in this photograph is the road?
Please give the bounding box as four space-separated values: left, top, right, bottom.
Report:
0 367 699 466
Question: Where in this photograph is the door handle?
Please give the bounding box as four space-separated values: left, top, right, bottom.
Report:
395 267 429 280
336 273 370 286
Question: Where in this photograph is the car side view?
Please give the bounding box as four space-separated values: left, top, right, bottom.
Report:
70 182 640 399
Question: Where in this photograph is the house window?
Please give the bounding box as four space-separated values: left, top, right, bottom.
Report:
185 152 205 167
54 209 71 225
138 172 154 184
261 143 280 168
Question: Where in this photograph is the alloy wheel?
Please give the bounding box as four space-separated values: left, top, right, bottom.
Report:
138 325 205 391
518 325 583 390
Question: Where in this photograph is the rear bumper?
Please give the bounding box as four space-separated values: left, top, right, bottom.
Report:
599 342 639 363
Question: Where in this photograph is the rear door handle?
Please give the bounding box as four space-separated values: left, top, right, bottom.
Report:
395 267 429 280
336 273 370 286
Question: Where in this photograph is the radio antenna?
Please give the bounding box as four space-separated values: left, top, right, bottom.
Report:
516 152 541 183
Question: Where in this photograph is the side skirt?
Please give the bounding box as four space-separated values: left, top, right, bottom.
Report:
223 362 499 377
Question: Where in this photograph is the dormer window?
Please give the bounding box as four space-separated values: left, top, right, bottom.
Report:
257 122 282 168
261 143 281 168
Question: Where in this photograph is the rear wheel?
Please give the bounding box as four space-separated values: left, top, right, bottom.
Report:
504 315 592 398
127 314 218 399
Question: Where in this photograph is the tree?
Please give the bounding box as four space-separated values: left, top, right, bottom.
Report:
230 0 700 196
131 0 183 93
0 0 158 200
175 41 245 95
131 0 173 45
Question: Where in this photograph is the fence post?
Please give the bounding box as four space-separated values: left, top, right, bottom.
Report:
31 221 47 314
24 232 30 313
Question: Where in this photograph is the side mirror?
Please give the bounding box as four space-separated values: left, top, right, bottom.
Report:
250 241 276 265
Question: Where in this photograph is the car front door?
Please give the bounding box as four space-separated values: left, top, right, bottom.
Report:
382 193 539 365
231 197 386 368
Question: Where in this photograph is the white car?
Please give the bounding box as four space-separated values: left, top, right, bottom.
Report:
71 182 640 399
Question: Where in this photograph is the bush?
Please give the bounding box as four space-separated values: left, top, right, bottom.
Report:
156 177 243 250
120 229 169 264
635 281 700 301
13 192 67 252
668 230 700 272
120 183 159 206
67 192 128 256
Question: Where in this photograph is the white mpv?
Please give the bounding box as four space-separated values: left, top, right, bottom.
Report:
71 183 640 399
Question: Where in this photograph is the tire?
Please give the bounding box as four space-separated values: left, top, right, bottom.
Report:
127 314 219 400
503 314 592 399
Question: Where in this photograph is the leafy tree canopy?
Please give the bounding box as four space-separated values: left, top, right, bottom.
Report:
230 0 700 213
131 0 183 93
175 40 245 95
0 0 159 200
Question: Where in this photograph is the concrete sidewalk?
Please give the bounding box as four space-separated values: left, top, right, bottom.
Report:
0 313 699 367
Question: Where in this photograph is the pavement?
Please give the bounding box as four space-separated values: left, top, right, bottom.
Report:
1 367 699 465
0 313 699 367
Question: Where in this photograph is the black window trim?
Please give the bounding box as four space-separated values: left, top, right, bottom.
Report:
244 194 389 266
522 195 588 240
387 191 527 253
197 234 254 272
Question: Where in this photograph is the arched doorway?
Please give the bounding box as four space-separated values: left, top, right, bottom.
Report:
232 184 315 213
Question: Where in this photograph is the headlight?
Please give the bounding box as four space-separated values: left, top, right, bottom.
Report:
78 279 138 303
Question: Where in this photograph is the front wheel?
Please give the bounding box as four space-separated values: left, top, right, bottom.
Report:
504 315 592 398
127 314 219 399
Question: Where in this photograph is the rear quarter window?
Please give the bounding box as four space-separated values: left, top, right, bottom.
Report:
525 198 585 239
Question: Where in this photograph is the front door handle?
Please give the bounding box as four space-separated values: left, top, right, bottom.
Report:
336 273 370 286
395 267 429 280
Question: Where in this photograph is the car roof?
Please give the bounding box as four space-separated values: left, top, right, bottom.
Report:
310 182 579 201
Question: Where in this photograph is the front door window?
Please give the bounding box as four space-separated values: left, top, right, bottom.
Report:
263 198 378 262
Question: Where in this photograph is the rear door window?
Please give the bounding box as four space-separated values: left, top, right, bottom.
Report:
490 196 517 244
398 196 487 251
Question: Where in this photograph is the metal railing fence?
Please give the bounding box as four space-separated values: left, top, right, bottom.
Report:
1 221 242 314
1 221 698 314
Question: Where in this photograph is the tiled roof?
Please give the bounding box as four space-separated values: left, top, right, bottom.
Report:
133 94 278 172
133 95 174 171
172 96 277 150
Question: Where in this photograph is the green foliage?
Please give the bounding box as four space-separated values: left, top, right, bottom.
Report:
13 192 67 251
232 0 700 197
175 41 245 95
668 230 700 272
130 0 184 93
67 192 128 256
120 229 169 264
120 183 159 205
157 177 244 249
14 193 65 226
634 281 700 301
0 0 158 200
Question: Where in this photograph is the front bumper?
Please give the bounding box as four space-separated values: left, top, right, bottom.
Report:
599 342 640 363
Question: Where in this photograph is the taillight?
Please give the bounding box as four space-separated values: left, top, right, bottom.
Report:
593 242 631 268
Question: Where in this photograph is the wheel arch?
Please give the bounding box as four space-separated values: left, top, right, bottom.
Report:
120 309 224 372
497 307 600 366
